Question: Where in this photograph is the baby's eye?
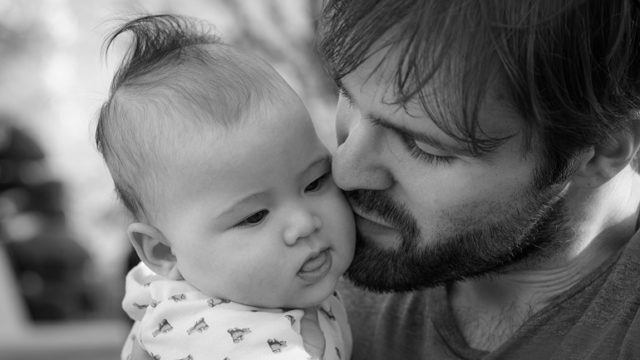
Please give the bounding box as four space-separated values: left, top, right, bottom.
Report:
236 210 269 227
305 173 329 192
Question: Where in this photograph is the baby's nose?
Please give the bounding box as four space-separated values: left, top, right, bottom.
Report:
283 210 322 245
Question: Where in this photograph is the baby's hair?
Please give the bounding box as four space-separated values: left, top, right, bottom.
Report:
102 15 220 102
96 14 289 221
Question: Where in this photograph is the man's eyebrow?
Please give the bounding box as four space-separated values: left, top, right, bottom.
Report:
370 116 474 157
337 78 473 156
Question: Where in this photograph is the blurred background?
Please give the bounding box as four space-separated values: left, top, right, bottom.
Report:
0 1 337 359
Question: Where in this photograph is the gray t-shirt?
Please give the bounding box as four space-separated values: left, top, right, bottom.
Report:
340 230 640 359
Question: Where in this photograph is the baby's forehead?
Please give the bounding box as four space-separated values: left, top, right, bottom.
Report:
111 43 302 167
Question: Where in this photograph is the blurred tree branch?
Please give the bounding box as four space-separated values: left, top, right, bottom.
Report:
0 3 43 63
218 0 337 101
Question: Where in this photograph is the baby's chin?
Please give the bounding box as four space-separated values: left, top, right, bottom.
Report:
284 276 341 309
250 286 338 311
207 291 331 310
205 272 342 310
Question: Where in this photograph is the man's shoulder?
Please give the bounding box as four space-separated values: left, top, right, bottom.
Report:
336 278 436 328
337 279 444 360
336 278 393 313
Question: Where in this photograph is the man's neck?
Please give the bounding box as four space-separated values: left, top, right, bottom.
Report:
449 168 640 351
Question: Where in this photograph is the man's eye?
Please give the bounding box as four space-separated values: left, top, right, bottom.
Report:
305 173 329 192
236 210 269 227
402 135 455 165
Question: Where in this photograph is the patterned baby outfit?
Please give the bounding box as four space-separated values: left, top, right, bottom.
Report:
122 263 351 360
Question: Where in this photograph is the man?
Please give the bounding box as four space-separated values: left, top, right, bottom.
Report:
319 0 640 358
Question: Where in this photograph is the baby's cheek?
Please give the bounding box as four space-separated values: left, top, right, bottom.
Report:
233 262 287 301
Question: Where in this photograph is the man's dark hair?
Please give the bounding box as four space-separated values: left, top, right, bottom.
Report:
320 0 640 183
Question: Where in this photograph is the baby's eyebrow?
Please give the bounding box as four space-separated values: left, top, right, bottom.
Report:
305 155 332 174
217 192 269 221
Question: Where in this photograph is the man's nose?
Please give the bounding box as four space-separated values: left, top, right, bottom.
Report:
332 104 394 191
283 207 322 246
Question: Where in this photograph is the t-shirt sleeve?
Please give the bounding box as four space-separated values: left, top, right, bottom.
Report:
318 291 353 360
120 321 138 360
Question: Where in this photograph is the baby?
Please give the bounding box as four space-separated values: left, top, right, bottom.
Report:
96 15 355 360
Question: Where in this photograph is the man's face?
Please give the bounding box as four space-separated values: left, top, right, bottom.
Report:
332 50 568 292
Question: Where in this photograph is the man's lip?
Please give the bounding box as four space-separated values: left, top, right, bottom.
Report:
354 214 401 248
351 207 395 230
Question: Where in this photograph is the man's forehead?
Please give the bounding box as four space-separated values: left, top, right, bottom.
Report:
341 51 523 141
341 46 399 94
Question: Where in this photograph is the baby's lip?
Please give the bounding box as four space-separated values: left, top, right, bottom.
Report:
297 249 332 282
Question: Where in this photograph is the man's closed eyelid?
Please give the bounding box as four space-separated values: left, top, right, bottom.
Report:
337 83 355 105
370 116 473 157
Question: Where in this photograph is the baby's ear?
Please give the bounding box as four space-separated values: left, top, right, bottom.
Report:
127 223 181 280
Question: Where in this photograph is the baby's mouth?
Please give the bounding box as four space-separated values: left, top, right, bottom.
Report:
297 249 332 282
301 250 328 272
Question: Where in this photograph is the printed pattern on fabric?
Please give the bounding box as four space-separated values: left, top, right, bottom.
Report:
121 263 351 360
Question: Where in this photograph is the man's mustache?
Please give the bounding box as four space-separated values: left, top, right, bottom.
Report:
346 190 420 239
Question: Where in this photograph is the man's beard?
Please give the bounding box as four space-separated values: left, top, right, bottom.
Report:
344 184 569 293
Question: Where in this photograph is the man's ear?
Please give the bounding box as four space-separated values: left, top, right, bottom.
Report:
127 222 181 280
572 120 640 188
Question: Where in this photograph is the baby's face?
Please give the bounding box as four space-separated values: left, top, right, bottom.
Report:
153 91 355 308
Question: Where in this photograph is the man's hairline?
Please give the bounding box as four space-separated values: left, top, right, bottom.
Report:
336 65 541 164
